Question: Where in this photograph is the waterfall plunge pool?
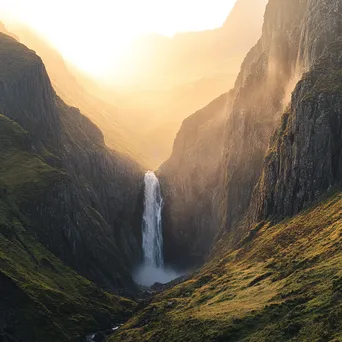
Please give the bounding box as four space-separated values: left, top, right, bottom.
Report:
133 264 185 287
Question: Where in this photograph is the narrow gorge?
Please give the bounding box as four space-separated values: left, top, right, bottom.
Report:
0 0 342 341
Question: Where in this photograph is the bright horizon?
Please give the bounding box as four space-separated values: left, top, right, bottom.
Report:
0 0 238 78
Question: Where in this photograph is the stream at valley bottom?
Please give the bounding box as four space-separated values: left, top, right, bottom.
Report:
86 326 121 342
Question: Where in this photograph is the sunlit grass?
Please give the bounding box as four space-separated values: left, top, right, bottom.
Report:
111 192 342 341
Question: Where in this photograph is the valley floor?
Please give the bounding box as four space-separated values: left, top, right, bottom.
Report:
109 191 342 341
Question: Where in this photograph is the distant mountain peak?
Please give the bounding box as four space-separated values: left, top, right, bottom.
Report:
0 21 19 40
223 0 268 29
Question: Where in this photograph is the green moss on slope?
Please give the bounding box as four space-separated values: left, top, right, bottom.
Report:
0 114 65 204
0 114 136 341
110 192 342 341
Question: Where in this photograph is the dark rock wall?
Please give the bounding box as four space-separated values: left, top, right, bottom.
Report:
222 0 342 241
254 40 342 221
159 93 232 267
0 33 144 293
219 0 310 241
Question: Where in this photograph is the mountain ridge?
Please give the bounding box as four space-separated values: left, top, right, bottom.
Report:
0 24 154 168
0 32 144 294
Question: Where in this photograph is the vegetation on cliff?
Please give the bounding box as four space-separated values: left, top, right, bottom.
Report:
0 114 136 341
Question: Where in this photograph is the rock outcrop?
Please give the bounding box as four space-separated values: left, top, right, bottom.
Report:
254 39 342 221
159 93 232 267
0 32 144 293
223 0 342 235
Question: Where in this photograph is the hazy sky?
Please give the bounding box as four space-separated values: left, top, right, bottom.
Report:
0 0 238 76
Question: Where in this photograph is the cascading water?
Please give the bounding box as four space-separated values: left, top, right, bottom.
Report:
142 171 164 268
133 171 183 286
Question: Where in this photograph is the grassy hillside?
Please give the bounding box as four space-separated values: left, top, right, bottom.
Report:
0 113 64 203
0 114 136 341
110 191 342 341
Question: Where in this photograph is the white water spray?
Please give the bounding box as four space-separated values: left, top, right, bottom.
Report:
142 171 164 268
134 171 184 286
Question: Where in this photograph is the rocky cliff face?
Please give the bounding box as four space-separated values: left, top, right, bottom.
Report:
0 33 144 293
254 39 342 221
159 0 308 264
249 0 342 222
219 0 311 242
159 93 232 267
160 0 342 266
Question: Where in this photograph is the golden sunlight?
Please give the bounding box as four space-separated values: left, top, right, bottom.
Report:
0 0 237 78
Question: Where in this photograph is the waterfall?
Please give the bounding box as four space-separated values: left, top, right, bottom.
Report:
142 171 164 268
134 171 182 286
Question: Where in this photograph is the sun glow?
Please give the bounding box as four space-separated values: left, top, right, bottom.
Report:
0 0 237 78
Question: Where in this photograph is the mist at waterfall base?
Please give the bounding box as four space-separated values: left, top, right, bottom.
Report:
133 171 184 287
133 264 186 287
